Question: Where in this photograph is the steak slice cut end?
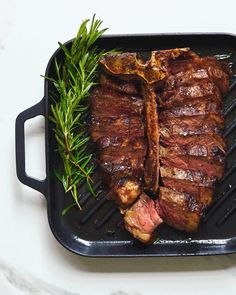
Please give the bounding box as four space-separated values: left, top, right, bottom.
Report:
124 193 163 243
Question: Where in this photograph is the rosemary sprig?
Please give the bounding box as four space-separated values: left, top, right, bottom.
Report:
46 15 108 212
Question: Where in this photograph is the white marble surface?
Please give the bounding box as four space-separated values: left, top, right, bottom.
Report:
2 0 236 294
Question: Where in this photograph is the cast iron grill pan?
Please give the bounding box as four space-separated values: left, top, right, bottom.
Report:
16 34 236 257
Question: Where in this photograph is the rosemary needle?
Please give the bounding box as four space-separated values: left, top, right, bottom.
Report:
45 15 109 213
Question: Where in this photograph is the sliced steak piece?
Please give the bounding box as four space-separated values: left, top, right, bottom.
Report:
160 155 224 179
100 153 144 178
90 116 144 142
101 141 146 157
159 114 224 137
160 131 226 161
160 166 216 187
161 178 214 208
142 84 159 194
169 57 231 95
160 133 227 155
161 81 222 106
194 57 231 95
124 193 163 243
90 88 143 118
159 100 223 119
159 186 208 232
97 136 145 150
166 67 230 96
166 68 210 89
100 73 140 95
203 62 231 95
160 145 224 163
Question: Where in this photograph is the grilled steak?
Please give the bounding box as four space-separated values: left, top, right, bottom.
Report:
90 75 146 207
90 49 230 243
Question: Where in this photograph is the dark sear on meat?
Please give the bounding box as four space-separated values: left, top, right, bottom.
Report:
89 48 231 243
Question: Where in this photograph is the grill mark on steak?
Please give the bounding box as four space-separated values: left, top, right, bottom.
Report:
166 68 229 96
162 178 213 206
159 187 203 232
100 154 144 177
159 100 223 119
159 115 224 137
160 133 227 154
160 145 225 162
100 73 140 95
169 57 231 95
97 136 145 149
166 68 210 88
90 87 143 118
160 155 224 179
90 116 144 142
161 81 222 107
100 140 146 156
160 166 216 187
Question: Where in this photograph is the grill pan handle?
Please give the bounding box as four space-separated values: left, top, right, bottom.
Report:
15 99 47 196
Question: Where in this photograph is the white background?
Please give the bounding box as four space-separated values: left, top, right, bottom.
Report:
1 0 236 294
